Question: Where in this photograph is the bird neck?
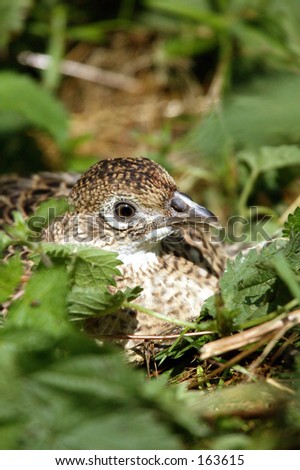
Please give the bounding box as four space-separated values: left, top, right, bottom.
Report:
118 249 161 271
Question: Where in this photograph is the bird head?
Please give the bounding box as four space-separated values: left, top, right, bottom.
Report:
67 157 217 255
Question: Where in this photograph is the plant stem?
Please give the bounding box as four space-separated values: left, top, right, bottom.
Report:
238 168 259 218
122 301 199 330
42 5 67 92
237 299 299 330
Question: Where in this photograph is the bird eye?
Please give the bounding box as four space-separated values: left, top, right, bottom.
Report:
114 202 136 221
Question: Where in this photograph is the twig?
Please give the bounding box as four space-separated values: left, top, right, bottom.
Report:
269 331 299 365
18 51 143 94
248 322 294 372
197 334 274 384
200 310 300 360
265 378 295 396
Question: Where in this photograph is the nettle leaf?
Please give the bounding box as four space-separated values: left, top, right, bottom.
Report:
68 287 120 317
0 327 198 450
204 240 289 327
73 254 120 288
238 145 300 175
0 254 23 303
68 286 142 318
39 243 139 318
283 237 300 273
204 211 300 331
220 248 277 324
7 263 71 336
41 243 122 286
282 207 300 272
283 207 300 238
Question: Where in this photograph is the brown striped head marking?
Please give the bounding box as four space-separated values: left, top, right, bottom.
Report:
68 157 177 213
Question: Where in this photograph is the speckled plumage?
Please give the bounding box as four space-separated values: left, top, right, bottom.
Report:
45 157 226 349
1 157 226 354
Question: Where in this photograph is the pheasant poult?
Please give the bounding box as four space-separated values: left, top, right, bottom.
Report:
1 157 226 351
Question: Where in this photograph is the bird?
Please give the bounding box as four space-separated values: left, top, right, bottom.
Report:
1 157 226 355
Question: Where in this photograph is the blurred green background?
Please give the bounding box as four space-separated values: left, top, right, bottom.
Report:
1 1 300 451
1 0 300 228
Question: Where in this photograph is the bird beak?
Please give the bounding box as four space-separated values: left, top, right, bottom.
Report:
168 191 219 227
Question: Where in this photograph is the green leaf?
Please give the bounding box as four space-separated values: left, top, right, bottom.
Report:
283 207 300 238
32 197 71 221
0 254 23 303
236 23 293 65
0 327 199 449
183 74 300 158
72 251 121 288
163 33 215 58
281 207 300 273
0 231 14 257
0 72 69 146
3 211 31 244
68 23 105 43
0 0 32 48
283 233 300 274
145 0 228 30
37 243 138 319
220 249 277 324
40 243 122 287
238 146 300 175
68 286 142 318
204 240 290 328
7 263 70 336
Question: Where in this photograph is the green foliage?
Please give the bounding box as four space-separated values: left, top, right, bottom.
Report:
177 74 300 223
0 325 202 449
158 206 300 365
183 74 300 159
237 145 300 217
7 263 71 335
36 242 139 319
0 72 69 147
68 286 142 318
239 146 300 176
0 255 23 304
203 207 300 330
2 207 142 324
1 0 300 452
283 207 300 238
207 244 283 327
0 221 207 449
41 243 122 286
143 0 300 74
0 0 32 48
42 4 67 92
